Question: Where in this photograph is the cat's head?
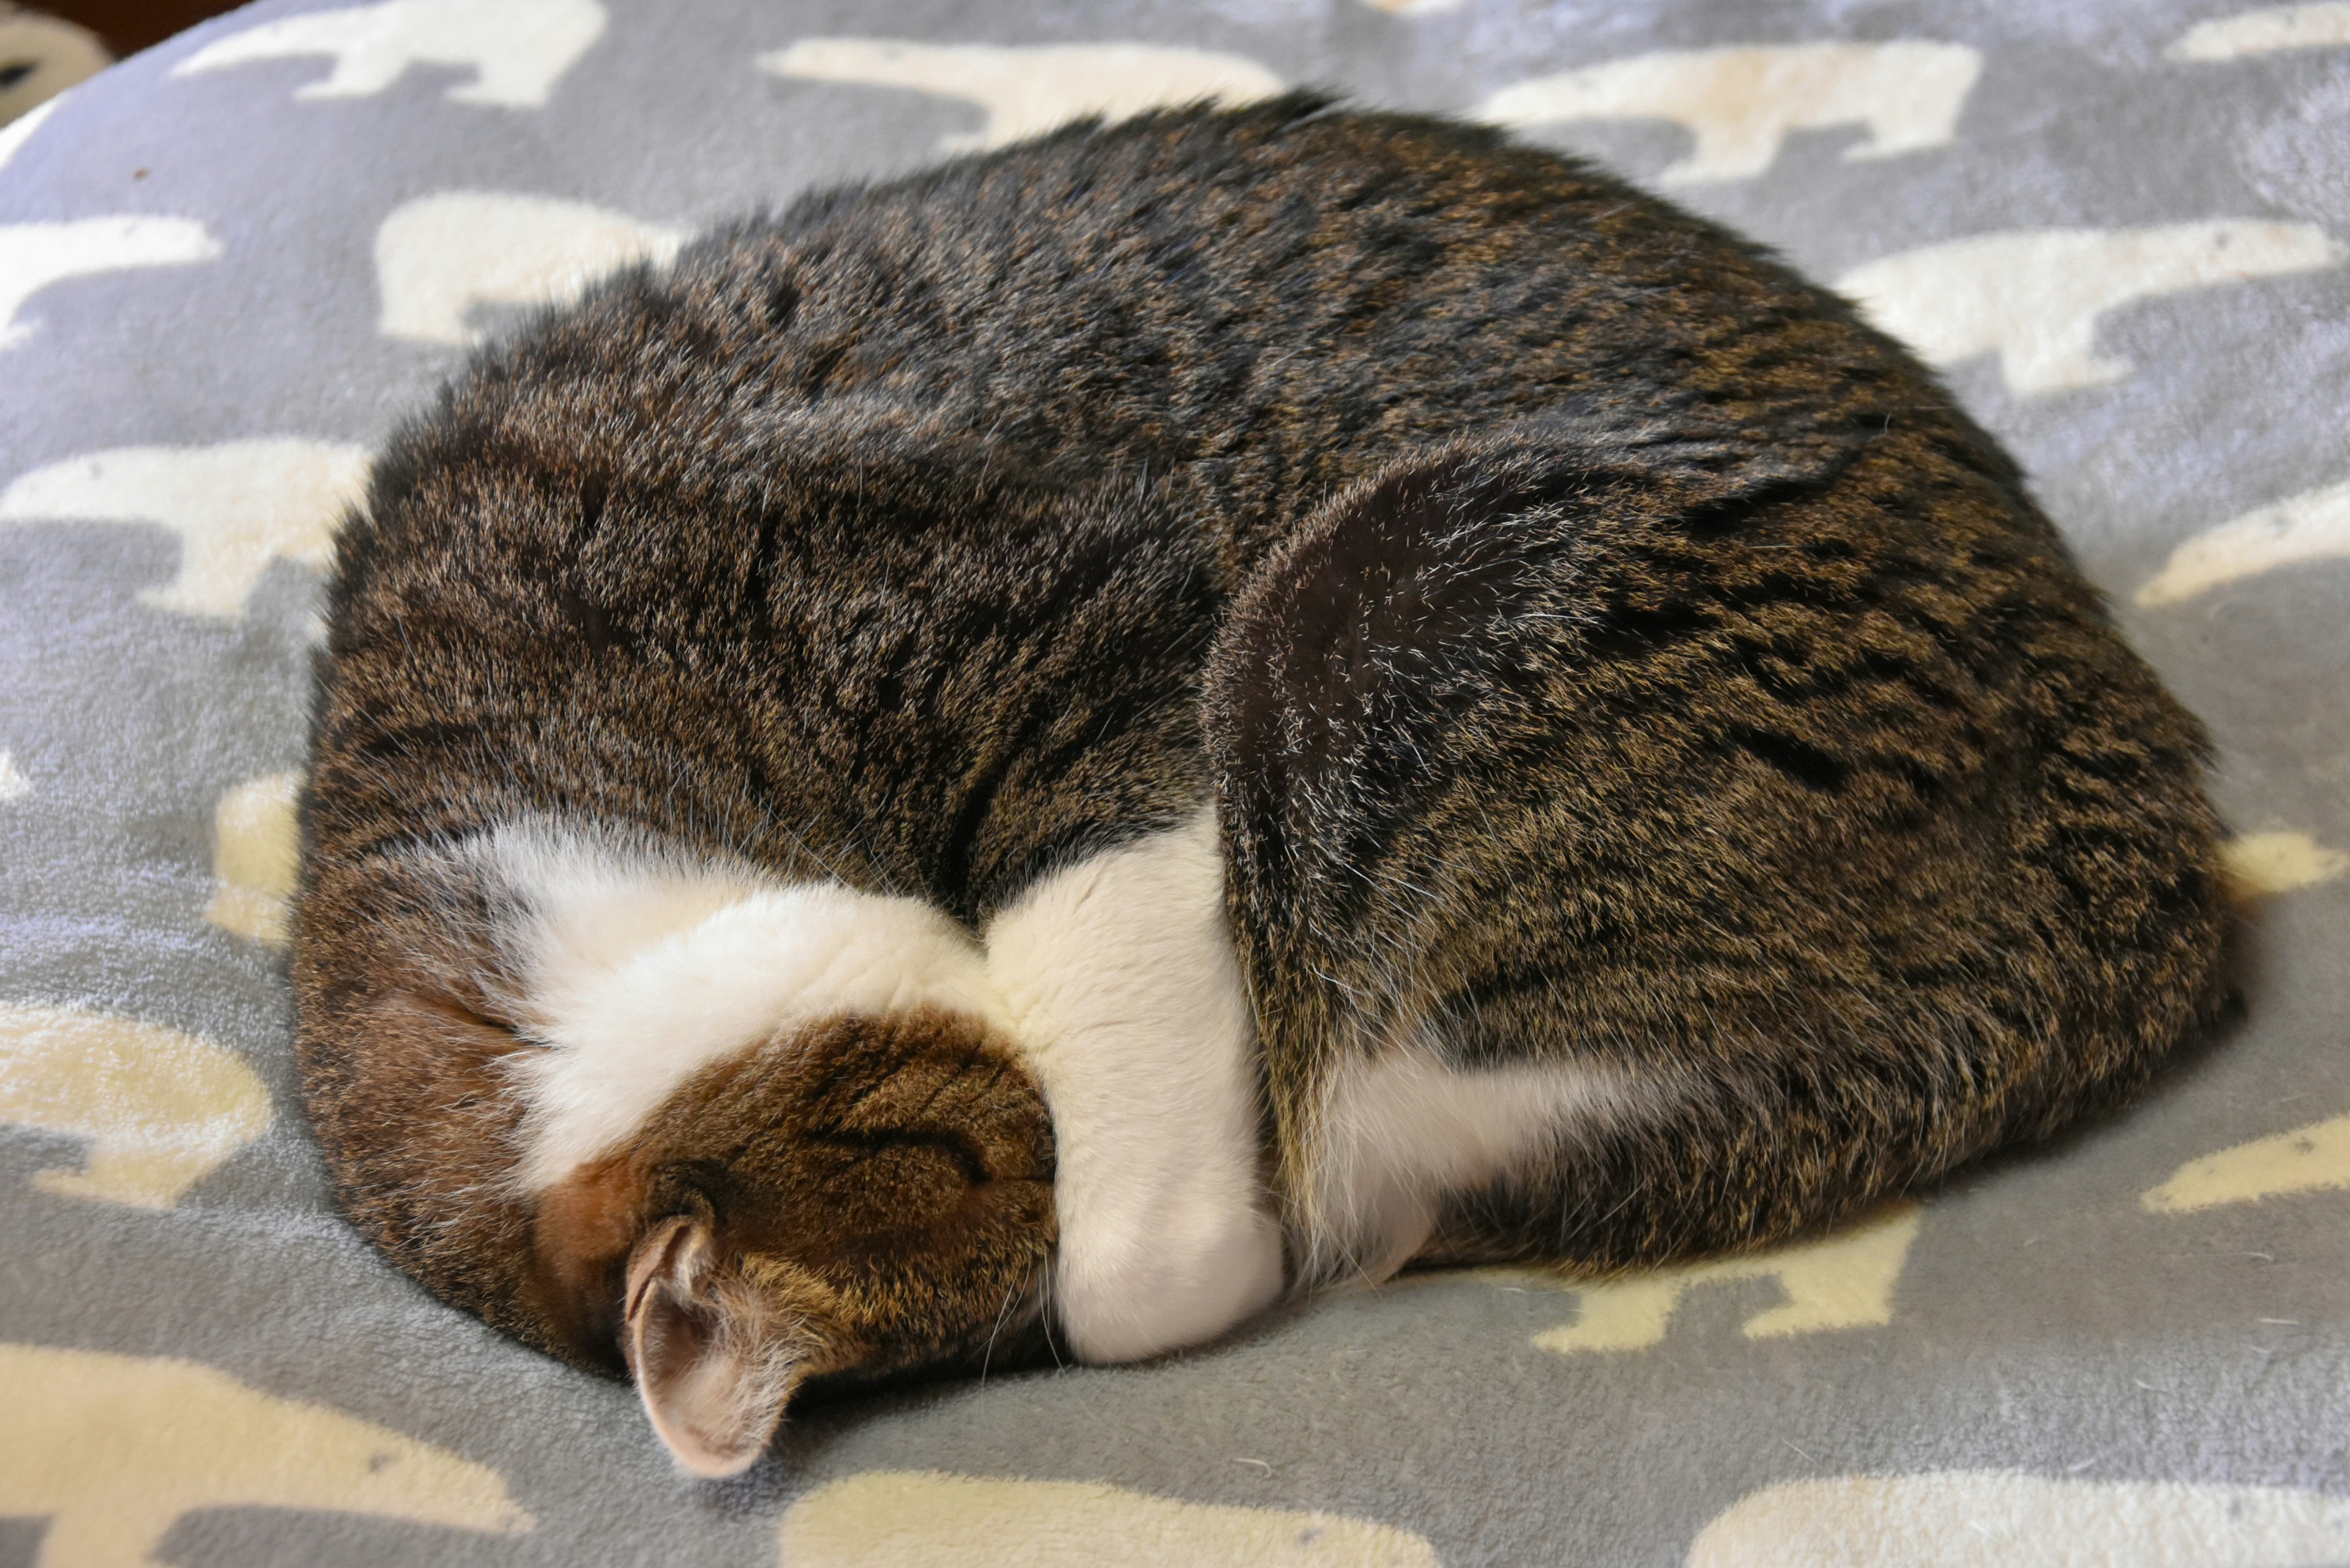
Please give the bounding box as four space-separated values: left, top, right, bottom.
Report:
294 827 1056 1480
529 1006 1056 1479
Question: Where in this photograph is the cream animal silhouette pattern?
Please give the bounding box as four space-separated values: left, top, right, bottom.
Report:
759 39 1283 152
1476 42 1980 184
778 1471 1441 1568
206 773 302 947
0 217 221 350
0 1343 534 1568
374 192 684 345
2 2 2345 1561
0 1002 270 1209
1837 222 2348 395
173 0 607 108
2136 477 2350 606
2143 1115 2350 1214
2169 4 2350 62
2220 831 2349 895
1687 1472 2350 1568
1535 1204 1922 1355
0 441 371 619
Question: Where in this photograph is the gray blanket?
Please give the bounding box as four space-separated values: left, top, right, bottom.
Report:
3 1 2347 1562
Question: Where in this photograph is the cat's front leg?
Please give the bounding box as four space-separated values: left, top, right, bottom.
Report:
985 807 1285 1363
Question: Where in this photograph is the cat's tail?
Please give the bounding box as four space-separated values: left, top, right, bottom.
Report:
1204 436 2233 1285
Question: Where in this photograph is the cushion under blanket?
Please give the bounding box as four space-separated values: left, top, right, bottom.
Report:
2 1 2346 1563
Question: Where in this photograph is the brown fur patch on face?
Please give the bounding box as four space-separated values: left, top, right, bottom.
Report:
530 1146 662 1365
532 1007 1056 1390
293 848 605 1362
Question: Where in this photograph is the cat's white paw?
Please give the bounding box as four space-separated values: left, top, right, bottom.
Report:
1049 1145 1285 1364
985 807 1285 1363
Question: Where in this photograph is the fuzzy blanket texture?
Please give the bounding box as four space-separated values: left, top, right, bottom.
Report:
2 1 2348 1564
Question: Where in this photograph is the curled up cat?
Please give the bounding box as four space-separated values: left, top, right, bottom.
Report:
293 98 2233 1477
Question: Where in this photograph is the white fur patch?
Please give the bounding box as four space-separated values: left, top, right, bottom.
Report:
983 808 1285 1364
1300 1040 1651 1286
474 824 1006 1191
449 815 1655 1357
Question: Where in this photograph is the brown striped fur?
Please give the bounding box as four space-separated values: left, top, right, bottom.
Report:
294 99 2232 1462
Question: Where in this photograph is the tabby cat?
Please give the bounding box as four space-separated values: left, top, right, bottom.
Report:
294 98 2231 1477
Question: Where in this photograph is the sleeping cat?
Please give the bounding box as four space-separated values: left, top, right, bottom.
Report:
294 97 2232 1477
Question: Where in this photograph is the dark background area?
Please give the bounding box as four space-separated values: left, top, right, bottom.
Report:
37 0 241 57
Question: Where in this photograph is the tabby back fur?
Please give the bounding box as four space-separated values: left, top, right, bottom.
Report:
294 97 2232 1476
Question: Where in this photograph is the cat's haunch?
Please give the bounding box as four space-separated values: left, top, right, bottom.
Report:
293 99 2232 1477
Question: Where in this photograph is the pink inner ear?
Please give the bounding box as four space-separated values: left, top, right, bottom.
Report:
625 1214 703 1324
624 1218 796 1480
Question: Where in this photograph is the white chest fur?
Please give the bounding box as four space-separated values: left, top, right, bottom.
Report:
479 824 1009 1192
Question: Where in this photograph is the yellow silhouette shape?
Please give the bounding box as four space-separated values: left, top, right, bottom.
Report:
1689 1470 2350 1567
780 1471 1438 1568
374 192 684 346
206 772 302 947
0 1343 533 1567
1477 42 1981 184
0 440 371 619
2218 831 2350 897
1536 1203 1922 1355
1837 223 2346 397
0 1002 270 1208
2136 478 2350 607
2143 1114 2350 1215
2171 4 2350 62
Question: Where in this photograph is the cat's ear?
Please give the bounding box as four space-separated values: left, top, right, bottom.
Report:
622 1215 805 1479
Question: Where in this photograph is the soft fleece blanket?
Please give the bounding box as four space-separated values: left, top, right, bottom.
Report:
2 1 2348 1563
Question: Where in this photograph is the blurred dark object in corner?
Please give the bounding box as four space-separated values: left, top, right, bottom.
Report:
2 0 251 129
1 4 110 128
37 0 241 58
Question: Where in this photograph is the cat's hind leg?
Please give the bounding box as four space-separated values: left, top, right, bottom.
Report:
1206 436 2228 1283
